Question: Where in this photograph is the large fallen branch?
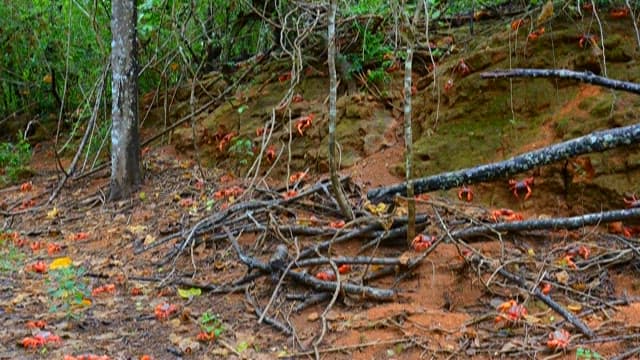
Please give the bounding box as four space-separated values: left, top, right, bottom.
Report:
480 69 640 95
453 208 640 239
367 123 640 203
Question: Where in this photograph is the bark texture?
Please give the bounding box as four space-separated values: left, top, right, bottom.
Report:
110 0 141 201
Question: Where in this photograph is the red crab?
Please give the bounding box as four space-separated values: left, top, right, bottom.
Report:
315 270 336 281
255 127 265 137
265 145 276 163
295 113 315 136
154 303 178 321
282 190 298 200
411 234 435 252
20 181 33 192
338 264 351 274
511 18 525 31
578 33 598 48
508 176 534 200
278 71 292 83
495 300 528 323
217 131 237 152
490 208 524 222
610 7 629 19
457 185 474 202
289 171 307 184
623 194 640 208
444 79 454 92
547 329 571 351
528 27 545 41
455 59 471 76
292 93 304 103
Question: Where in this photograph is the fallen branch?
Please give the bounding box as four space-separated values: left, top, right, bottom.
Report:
367 123 640 203
452 208 640 239
480 69 640 95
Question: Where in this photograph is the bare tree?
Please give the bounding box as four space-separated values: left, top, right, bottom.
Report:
328 0 353 219
109 0 141 201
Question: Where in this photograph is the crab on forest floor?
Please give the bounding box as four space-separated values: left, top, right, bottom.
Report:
508 176 534 201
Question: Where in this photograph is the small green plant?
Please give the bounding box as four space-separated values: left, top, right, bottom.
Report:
0 133 32 184
228 137 254 168
200 311 225 337
47 264 90 318
0 232 25 273
576 347 604 360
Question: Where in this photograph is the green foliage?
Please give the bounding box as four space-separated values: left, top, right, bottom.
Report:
228 137 254 167
0 232 25 273
47 265 90 318
199 311 225 337
0 134 32 185
576 348 604 360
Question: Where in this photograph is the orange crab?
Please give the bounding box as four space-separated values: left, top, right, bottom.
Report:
490 208 524 222
495 300 528 323
217 131 237 152
255 127 265 137
315 270 336 281
411 234 435 252
528 27 545 41
547 329 571 351
328 220 345 229
289 171 307 184
511 18 525 31
578 33 598 48
338 264 351 274
91 283 116 296
213 186 244 200
20 181 33 192
22 332 61 349
197 331 216 342
508 176 534 200
282 190 298 200
295 113 315 136
154 302 178 321
457 185 474 202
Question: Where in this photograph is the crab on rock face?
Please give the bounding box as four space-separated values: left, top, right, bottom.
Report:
508 176 534 200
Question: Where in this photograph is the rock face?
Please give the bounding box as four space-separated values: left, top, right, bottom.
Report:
162 15 640 213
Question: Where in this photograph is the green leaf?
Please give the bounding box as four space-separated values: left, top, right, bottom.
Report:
236 341 249 353
178 287 202 298
237 105 248 114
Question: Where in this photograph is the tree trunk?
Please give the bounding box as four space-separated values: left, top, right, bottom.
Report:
328 0 354 220
404 47 415 243
109 0 141 201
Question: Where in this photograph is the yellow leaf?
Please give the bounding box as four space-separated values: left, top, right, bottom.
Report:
365 202 388 215
178 287 202 298
49 257 73 270
567 303 582 313
43 74 52 84
47 207 59 219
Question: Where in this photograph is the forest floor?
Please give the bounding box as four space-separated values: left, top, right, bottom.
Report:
3 12 640 360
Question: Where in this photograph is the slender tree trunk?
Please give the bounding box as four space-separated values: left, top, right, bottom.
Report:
328 0 353 220
109 0 141 201
404 47 415 243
